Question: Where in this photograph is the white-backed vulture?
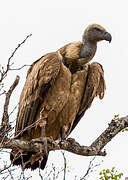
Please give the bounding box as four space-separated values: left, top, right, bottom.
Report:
10 24 111 170
59 24 111 73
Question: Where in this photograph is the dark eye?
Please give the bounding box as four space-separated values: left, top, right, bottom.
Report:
94 28 102 32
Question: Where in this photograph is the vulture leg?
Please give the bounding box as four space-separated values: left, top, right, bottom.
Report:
32 120 52 154
61 126 67 140
55 126 67 145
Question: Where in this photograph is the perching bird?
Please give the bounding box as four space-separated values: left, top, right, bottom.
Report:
59 24 111 130
10 24 111 171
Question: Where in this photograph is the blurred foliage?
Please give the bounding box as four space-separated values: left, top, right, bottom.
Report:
113 114 120 121
99 167 128 180
113 114 128 132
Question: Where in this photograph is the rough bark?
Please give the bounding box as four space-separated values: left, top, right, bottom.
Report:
0 115 128 157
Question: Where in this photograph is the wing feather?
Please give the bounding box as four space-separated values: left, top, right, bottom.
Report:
79 62 106 113
71 62 106 132
15 52 61 136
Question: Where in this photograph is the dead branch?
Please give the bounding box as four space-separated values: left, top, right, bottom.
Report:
0 115 128 157
80 157 103 180
9 64 31 71
7 34 32 63
0 76 19 145
61 151 67 180
2 76 20 125
0 34 32 83
80 157 96 180
0 164 12 174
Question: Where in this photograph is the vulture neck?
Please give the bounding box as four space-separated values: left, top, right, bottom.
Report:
79 41 97 60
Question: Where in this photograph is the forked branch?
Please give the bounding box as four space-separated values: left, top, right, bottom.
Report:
0 34 32 83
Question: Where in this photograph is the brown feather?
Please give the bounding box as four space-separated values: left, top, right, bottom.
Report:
79 62 106 114
15 52 62 136
11 51 72 170
59 41 83 68
71 62 106 132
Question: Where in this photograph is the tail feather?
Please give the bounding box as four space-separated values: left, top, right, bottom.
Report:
10 150 48 170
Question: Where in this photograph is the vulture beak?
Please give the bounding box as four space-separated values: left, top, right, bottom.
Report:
104 32 112 43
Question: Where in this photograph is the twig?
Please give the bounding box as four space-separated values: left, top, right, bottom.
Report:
9 64 31 71
39 168 43 180
9 103 19 118
80 157 96 180
7 34 32 68
0 90 6 96
0 34 32 83
0 164 12 174
80 157 102 180
61 151 67 180
7 167 15 180
52 163 56 180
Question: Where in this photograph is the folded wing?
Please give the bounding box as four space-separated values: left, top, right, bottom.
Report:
15 52 61 136
71 62 106 132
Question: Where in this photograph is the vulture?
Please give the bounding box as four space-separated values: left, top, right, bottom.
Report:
10 24 112 170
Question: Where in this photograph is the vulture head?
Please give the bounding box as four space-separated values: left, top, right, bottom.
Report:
82 24 112 43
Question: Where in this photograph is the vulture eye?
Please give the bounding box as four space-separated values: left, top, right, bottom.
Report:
94 28 102 32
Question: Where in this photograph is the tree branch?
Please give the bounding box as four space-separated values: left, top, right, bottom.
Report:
0 76 20 144
0 34 32 83
2 76 20 125
9 64 31 71
0 115 128 157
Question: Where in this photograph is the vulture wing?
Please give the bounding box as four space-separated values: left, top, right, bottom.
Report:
71 62 106 132
11 51 72 170
15 52 61 136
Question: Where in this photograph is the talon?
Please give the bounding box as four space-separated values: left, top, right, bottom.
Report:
55 138 61 144
31 137 53 154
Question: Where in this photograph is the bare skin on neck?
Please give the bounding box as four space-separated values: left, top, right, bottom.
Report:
59 24 111 73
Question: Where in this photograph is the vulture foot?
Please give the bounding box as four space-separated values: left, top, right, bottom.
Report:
32 137 52 154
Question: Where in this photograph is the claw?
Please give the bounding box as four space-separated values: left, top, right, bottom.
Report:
32 137 52 154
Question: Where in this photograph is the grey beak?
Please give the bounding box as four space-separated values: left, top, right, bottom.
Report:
104 32 112 43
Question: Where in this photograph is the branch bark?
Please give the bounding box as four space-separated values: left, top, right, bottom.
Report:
0 115 128 157
0 76 20 144
2 76 20 125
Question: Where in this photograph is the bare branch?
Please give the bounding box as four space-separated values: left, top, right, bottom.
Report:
80 157 96 180
7 34 32 67
0 34 32 83
7 167 15 180
0 76 19 145
0 83 5 96
0 163 12 174
9 64 31 71
90 116 128 150
9 103 19 118
39 168 43 180
80 157 103 180
0 115 128 157
0 90 6 96
2 76 20 125
60 138 106 156
61 151 67 180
